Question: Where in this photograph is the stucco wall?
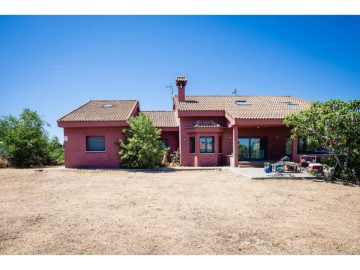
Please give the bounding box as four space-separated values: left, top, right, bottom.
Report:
160 131 179 161
179 116 229 167
64 127 124 168
178 115 292 166
62 115 292 168
237 126 291 161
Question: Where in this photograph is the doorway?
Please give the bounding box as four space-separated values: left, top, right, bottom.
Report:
238 137 266 161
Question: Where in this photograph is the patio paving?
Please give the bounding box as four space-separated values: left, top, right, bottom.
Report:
169 166 318 180
227 166 318 179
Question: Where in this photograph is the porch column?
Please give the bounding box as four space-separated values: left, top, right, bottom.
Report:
292 139 298 163
194 133 199 167
214 134 219 153
232 126 238 167
214 134 219 166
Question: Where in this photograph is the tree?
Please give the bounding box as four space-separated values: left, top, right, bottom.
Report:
0 108 64 167
119 113 167 168
284 99 360 184
46 137 65 165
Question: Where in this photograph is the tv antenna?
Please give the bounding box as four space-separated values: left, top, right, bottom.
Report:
232 88 238 96
165 84 174 97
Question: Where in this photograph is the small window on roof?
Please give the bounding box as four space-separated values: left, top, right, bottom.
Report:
103 104 113 108
283 101 298 106
235 100 251 105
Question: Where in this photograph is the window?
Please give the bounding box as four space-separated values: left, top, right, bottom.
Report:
86 136 105 152
219 136 222 153
285 137 292 157
190 137 195 153
238 137 265 160
235 100 251 105
297 137 329 155
200 136 214 153
161 139 169 148
283 101 298 106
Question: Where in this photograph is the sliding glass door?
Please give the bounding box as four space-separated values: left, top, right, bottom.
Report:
238 137 266 161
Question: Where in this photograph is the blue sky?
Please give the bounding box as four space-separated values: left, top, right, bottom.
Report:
0 16 359 140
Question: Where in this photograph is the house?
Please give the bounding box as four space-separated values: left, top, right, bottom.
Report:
57 77 311 168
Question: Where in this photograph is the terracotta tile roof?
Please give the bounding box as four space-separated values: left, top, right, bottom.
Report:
58 100 138 122
174 95 311 119
142 111 178 127
187 120 223 128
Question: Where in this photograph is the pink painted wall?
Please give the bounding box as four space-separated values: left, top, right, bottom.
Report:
179 116 229 167
160 131 179 161
64 127 124 168
237 126 291 161
177 115 293 166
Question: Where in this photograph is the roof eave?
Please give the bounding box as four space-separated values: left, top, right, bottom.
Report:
57 120 129 128
234 118 285 127
177 110 225 117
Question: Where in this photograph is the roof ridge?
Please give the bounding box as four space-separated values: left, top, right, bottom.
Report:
183 95 296 97
142 110 175 112
174 94 312 98
126 100 139 120
89 99 139 102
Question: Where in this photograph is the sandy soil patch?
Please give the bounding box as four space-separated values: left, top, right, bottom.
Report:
0 168 359 254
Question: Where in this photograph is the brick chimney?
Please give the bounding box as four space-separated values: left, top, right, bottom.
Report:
176 76 187 102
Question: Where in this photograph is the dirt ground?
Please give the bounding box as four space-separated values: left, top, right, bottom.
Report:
0 168 359 255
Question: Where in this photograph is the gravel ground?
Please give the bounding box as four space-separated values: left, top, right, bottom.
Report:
0 168 359 255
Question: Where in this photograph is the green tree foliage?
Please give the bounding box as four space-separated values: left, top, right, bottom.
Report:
46 137 65 165
0 108 64 167
284 100 360 184
119 113 167 168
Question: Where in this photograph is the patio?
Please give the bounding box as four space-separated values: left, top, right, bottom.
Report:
169 165 318 180
227 166 318 180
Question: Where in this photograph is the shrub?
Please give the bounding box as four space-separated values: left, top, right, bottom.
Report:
119 113 167 169
0 109 64 167
170 149 180 166
0 157 9 168
46 137 65 165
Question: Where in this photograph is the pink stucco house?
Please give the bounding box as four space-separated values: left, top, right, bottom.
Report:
58 77 312 168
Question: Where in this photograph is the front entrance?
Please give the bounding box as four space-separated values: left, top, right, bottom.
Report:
238 137 266 161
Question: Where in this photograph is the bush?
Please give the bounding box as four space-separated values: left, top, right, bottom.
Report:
46 137 65 165
323 154 360 185
170 149 180 166
119 113 167 169
0 157 9 168
0 109 64 167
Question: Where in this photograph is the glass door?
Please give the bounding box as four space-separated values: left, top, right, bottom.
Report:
238 138 250 160
250 138 265 160
238 137 265 160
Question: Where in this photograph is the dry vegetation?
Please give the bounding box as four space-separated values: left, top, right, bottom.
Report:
0 168 359 255
0 158 9 168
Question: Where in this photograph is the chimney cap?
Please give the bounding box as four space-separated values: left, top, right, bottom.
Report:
176 76 187 86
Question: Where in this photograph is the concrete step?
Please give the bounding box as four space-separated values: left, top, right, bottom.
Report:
239 161 265 168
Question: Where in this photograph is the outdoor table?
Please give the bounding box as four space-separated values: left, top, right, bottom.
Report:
271 161 301 173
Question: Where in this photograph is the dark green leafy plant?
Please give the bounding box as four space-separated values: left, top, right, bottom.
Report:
46 137 65 165
0 108 64 167
119 113 167 169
